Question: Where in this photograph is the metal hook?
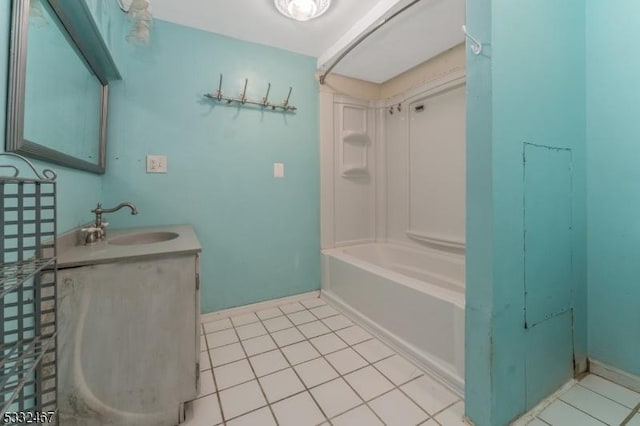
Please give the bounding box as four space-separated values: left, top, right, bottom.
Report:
241 79 248 104
462 25 482 55
263 83 271 107
397 103 402 113
284 87 293 109
389 106 394 115
216 74 223 101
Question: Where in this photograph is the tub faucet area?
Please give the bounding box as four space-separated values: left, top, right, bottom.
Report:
83 202 138 244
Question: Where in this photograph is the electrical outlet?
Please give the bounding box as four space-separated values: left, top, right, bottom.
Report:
274 163 284 178
146 155 167 173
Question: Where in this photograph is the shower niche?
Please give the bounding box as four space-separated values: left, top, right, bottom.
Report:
338 104 371 177
320 95 378 249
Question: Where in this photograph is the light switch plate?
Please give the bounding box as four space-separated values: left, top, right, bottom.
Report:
147 155 167 173
274 163 284 178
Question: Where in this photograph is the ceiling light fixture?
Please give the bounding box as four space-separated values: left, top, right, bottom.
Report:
275 0 331 22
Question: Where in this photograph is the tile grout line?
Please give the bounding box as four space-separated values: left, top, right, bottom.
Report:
529 378 640 426
621 402 640 426
553 396 617 425
250 297 339 425
277 300 439 423
418 418 441 426
205 337 387 401
301 299 462 423
204 300 336 422
206 308 355 368
200 322 227 426
229 298 454 422
202 296 461 424
259 300 373 421
309 309 395 425
254 300 358 422
315 304 456 423
311 309 457 424
306 333 385 425
202 308 311 425
296 299 393 425
424 398 463 423
253 302 339 425
208 299 331 424
225 315 280 425
576 381 640 412
205 308 346 351
225 305 350 368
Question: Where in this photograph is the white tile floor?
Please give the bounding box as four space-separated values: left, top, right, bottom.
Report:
184 296 466 426
527 374 640 426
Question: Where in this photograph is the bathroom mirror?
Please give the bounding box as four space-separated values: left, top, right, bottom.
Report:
6 0 109 173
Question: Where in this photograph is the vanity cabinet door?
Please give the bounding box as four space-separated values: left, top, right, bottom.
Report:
58 254 197 426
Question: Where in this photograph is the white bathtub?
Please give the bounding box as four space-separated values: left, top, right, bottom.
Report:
321 243 465 395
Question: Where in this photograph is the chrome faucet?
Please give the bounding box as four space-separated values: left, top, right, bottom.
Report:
83 202 139 245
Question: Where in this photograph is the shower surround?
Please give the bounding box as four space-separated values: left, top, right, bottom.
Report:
320 70 466 393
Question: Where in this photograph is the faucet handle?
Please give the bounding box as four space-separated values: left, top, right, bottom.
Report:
81 226 101 233
81 227 102 246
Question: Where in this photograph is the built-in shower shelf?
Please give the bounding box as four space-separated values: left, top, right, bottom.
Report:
343 131 370 145
340 132 369 177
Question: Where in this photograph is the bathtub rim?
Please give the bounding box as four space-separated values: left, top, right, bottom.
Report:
322 243 465 309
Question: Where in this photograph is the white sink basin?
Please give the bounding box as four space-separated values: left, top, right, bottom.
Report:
109 231 179 246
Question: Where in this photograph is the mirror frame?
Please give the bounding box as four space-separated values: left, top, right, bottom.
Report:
6 0 109 174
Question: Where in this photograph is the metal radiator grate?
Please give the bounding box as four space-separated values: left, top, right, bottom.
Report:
0 153 57 419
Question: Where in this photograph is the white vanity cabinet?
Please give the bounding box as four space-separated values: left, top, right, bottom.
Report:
56 225 201 426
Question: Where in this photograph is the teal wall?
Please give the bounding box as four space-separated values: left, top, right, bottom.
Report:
586 1 640 376
102 20 320 313
0 0 103 232
465 1 587 425
464 0 493 423
2 2 320 313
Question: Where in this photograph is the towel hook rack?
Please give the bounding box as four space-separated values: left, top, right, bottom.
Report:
462 25 483 55
204 73 297 113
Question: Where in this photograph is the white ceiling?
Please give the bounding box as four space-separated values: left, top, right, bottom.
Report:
150 0 382 58
150 0 465 83
326 0 465 83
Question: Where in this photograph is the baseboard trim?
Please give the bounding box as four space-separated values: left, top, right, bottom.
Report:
589 359 640 393
201 290 320 323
